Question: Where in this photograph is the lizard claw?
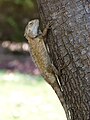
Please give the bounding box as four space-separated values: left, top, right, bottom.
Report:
46 21 53 29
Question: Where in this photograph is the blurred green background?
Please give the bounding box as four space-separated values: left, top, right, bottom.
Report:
0 0 38 42
0 0 66 120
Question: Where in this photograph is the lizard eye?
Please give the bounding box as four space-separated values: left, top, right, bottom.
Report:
29 22 33 25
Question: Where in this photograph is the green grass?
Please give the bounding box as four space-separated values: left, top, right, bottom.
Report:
0 70 66 120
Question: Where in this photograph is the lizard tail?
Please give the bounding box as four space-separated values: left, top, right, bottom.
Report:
44 73 70 120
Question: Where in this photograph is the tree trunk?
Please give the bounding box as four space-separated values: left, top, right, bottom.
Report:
36 0 90 120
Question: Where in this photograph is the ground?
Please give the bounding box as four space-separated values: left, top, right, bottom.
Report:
0 71 66 120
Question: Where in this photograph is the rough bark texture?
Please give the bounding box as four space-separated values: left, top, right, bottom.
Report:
37 0 90 120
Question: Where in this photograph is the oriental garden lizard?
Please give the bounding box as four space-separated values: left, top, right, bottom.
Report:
24 19 68 119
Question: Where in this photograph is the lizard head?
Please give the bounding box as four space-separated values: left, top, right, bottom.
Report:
24 19 42 39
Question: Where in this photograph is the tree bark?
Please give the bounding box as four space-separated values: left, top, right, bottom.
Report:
36 0 90 120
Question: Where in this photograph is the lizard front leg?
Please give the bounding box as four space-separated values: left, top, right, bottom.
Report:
42 22 52 38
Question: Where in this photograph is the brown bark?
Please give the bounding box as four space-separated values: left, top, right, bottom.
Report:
36 0 90 120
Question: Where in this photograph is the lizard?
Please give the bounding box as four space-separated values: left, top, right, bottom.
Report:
24 19 69 119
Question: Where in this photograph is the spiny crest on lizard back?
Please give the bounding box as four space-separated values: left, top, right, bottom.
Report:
24 19 42 39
